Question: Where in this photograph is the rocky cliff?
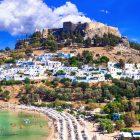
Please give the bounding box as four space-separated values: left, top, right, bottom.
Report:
84 22 121 39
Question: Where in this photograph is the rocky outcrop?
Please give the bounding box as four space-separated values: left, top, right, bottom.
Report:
120 37 130 48
62 21 121 39
115 37 130 49
84 22 121 39
36 21 122 41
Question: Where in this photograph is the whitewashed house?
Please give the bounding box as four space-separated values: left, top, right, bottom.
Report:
57 52 75 59
108 62 123 79
46 60 62 70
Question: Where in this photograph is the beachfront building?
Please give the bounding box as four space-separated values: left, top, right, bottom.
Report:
120 132 140 140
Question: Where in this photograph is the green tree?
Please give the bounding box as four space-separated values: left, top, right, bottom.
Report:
103 101 122 114
129 41 140 50
124 112 137 127
47 34 55 40
119 59 125 69
24 78 30 84
31 31 42 39
69 56 79 67
84 37 92 47
46 40 58 52
5 58 16 63
115 120 126 130
98 118 114 133
71 81 79 93
100 56 109 63
5 46 11 51
19 95 30 105
79 82 89 98
93 33 120 47
64 81 71 88
56 70 65 75
1 90 10 101
51 79 59 88
82 50 93 64
105 74 112 80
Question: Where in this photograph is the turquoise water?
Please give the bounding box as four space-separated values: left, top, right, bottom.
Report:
0 111 48 140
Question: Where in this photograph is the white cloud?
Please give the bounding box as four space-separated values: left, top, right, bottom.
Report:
0 0 92 35
100 10 109 14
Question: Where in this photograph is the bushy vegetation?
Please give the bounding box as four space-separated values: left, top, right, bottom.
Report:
0 78 32 86
100 56 110 63
0 79 22 85
0 88 10 101
120 128 133 132
15 32 58 52
115 120 126 130
15 28 123 52
93 34 121 47
4 58 16 63
56 31 121 47
1 76 140 133
130 41 140 50
0 58 17 65
124 112 137 127
66 50 94 67
98 118 114 133
42 34 58 52
14 77 140 106
66 51 110 68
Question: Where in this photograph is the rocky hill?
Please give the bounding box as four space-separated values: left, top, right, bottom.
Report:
78 22 121 39
51 21 121 39
1 20 137 64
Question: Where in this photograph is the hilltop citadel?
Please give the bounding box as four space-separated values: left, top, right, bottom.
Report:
41 21 121 39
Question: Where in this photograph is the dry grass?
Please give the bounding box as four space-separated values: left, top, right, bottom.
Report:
58 46 140 63
2 45 140 63
33 50 45 56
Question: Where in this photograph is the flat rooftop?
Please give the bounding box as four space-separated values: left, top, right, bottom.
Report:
121 131 140 138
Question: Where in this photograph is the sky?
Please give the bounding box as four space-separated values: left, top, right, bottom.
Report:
0 0 140 49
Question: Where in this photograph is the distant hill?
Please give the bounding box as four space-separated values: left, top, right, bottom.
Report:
14 21 140 52
0 21 139 64
14 22 124 50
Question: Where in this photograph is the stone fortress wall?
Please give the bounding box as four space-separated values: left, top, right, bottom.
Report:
42 21 121 39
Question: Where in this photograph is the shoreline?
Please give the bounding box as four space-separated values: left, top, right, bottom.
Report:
0 102 56 140
0 102 121 140
0 102 92 140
